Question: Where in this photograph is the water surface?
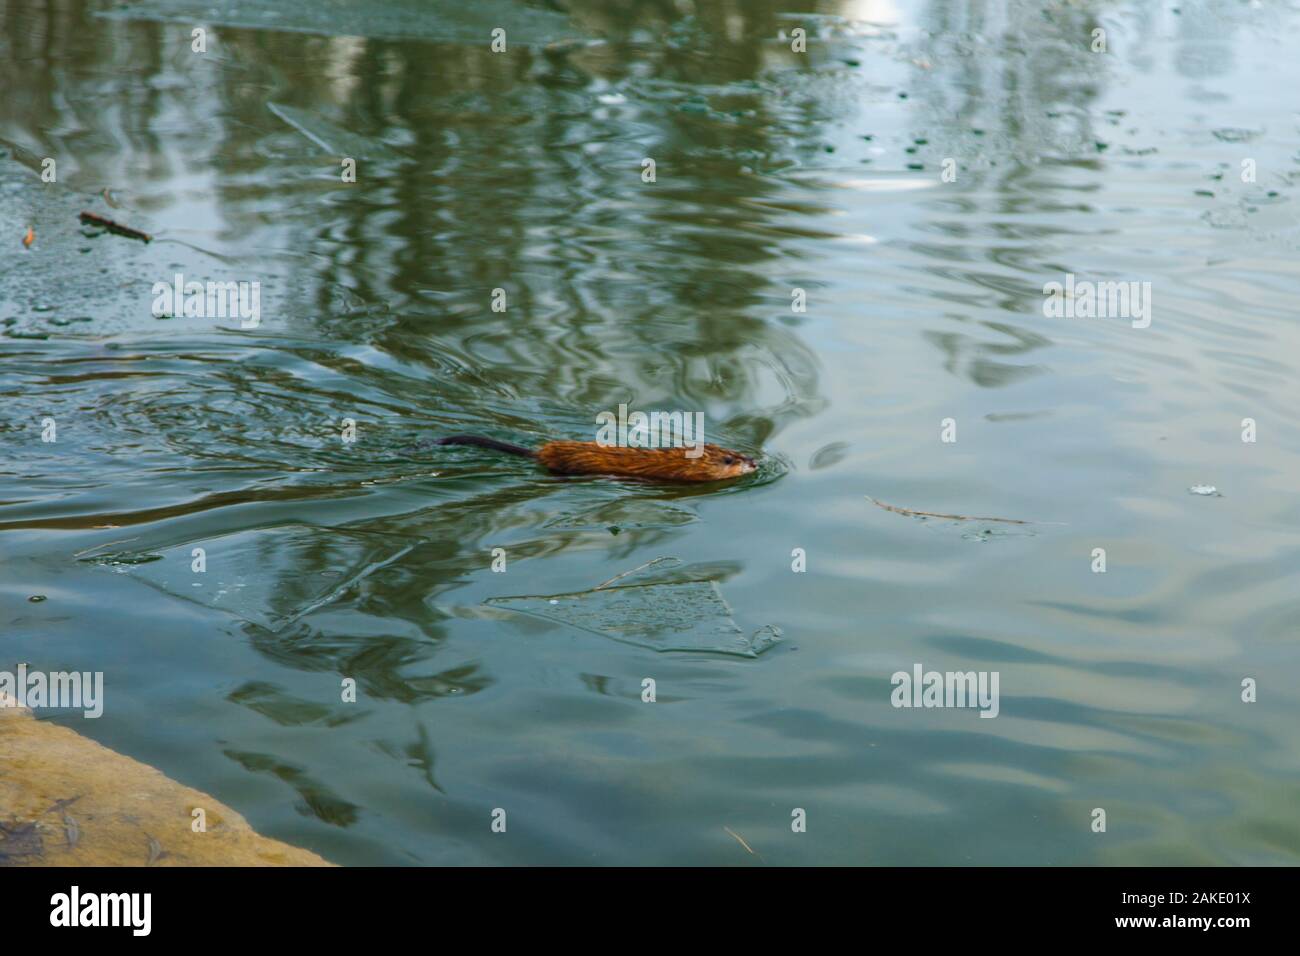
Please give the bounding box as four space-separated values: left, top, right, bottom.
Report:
2 0 1299 864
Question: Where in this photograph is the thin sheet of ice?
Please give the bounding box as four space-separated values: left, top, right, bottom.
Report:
100 0 583 45
486 580 774 657
542 499 697 531
84 525 415 632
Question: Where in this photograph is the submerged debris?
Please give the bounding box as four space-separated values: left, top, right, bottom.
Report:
78 210 151 243
961 527 1035 542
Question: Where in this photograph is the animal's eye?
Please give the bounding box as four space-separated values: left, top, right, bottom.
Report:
723 457 734 465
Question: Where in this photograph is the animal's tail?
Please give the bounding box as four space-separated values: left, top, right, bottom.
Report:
435 434 537 458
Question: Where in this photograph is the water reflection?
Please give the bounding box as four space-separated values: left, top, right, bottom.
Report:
3 0 1299 864
3 0 836 846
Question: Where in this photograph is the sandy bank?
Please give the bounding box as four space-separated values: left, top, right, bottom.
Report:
1 693 332 866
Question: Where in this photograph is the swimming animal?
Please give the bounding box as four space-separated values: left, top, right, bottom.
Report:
435 435 757 483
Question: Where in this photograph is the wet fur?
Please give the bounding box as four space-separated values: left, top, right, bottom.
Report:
437 435 756 483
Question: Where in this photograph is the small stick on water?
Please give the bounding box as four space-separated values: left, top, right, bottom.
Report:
74 536 140 558
723 826 764 863
592 556 679 590
868 496 1056 525
78 211 151 243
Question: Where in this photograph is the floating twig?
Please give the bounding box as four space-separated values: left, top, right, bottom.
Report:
78 211 151 243
723 826 764 863
592 556 679 590
867 496 1060 525
74 535 140 559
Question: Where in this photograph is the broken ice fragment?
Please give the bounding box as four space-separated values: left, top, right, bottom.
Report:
85 525 416 632
486 579 770 657
99 0 582 46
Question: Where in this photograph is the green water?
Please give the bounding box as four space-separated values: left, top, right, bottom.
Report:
2 0 1298 865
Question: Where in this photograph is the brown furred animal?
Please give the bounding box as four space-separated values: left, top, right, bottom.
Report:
436 435 757 482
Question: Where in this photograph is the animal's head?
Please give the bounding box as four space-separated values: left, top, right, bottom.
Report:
689 443 759 481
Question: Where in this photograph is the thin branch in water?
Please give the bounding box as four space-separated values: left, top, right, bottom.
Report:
73 536 140 558
723 826 764 863
592 556 679 590
867 496 1063 525
78 211 152 243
